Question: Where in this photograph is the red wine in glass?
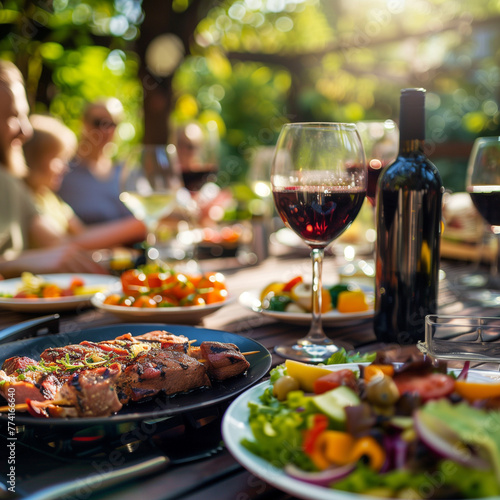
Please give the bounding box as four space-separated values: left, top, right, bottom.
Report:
468 188 500 227
273 187 366 247
182 167 218 192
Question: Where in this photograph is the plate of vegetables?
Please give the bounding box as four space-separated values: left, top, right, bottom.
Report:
91 265 232 323
239 276 374 326
0 273 120 312
222 357 500 500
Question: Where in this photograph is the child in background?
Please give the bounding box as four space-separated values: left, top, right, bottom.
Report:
23 114 84 237
23 114 146 249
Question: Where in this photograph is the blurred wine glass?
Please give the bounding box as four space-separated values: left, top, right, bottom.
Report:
119 145 183 261
465 136 500 301
271 122 367 362
174 121 220 192
356 120 399 207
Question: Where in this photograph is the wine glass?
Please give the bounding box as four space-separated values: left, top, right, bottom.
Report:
356 120 399 207
119 145 184 261
465 136 500 301
271 122 367 362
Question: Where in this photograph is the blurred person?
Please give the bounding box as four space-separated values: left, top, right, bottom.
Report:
23 114 147 248
58 98 133 224
0 59 106 278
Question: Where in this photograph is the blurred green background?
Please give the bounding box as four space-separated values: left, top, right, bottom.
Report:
1 0 499 201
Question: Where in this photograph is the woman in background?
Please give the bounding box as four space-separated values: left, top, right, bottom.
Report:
58 99 133 224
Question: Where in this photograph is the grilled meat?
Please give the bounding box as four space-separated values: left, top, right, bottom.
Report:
0 330 250 418
26 364 123 418
193 342 250 381
1 356 62 403
117 349 210 403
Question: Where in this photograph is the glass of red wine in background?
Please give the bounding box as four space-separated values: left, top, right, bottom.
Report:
271 122 367 362
356 120 399 207
175 121 220 192
466 136 500 294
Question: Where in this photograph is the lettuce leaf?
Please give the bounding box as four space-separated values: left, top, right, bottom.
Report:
421 399 500 481
325 348 376 365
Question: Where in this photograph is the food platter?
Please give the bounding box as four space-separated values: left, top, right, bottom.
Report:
239 289 374 327
222 364 500 500
91 292 234 323
0 323 272 428
0 274 120 312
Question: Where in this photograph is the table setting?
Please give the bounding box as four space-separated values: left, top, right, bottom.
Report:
2 124 500 500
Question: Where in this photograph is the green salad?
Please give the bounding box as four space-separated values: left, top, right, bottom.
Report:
241 356 500 499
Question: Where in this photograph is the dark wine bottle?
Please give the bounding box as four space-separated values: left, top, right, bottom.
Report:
374 88 444 344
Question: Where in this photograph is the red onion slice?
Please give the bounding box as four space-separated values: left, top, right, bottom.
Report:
414 409 489 470
284 463 356 487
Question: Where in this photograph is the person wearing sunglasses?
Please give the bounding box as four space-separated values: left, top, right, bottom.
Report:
58 98 135 226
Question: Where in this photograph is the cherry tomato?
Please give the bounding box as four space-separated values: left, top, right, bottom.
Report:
313 369 358 394
133 295 158 308
158 295 179 307
42 284 62 298
69 277 84 290
103 294 121 306
166 273 196 300
201 287 228 304
393 373 455 402
121 270 147 297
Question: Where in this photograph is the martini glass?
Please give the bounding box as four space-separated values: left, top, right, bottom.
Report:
271 123 367 362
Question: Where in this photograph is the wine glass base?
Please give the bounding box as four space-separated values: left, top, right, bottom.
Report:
274 340 354 363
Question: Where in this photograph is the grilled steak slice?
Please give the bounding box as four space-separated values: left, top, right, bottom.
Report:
1 356 61 403
57 363 123 417
132 331 190 353
116 349 211 403
196 342 250 381
26 364 123 418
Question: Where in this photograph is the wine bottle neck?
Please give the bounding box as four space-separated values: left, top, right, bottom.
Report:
399 139 423 155
398 88 426 152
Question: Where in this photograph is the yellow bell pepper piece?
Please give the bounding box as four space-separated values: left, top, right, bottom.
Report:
308 431 386 472
364 364 395 383
337 290 369 313
285 360 332 393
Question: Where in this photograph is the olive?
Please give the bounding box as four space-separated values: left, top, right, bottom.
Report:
365 374 399 407
273 375 300 401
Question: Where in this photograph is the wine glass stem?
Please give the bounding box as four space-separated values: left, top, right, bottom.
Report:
298 248 332 346
493 233 500 277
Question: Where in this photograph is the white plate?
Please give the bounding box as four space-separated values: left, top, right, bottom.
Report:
91 291 233 324
239 289 374 327
222 365 500 500
0 274 120 312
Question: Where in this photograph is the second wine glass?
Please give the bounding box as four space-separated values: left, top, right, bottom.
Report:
119 145 183 261
271 122 367 362
466 136 500 299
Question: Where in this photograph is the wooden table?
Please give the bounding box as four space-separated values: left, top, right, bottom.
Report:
1 253 497 500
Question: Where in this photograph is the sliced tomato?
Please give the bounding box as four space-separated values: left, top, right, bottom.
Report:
313 369 358 394
393 373 455 402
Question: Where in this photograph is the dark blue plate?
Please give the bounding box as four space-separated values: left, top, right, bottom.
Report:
0 323 271 427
